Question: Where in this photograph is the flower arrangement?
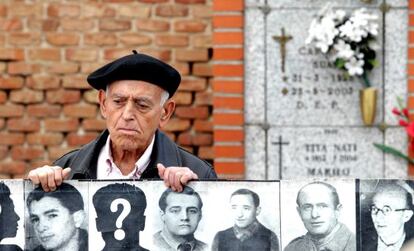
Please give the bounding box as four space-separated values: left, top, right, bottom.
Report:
306 4 379 88
374 98 414 164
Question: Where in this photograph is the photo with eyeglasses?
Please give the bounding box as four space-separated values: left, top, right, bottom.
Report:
359 179 414 251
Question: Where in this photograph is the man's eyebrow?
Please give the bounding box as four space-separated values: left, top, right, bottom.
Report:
43 209 60 214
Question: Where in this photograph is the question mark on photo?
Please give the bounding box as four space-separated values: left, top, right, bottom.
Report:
110 198 131 241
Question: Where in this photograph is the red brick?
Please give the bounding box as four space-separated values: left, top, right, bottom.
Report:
156 35 188 47
179 78 207 91
47 3 80 17
26 75 60 90
49 146 78 160
172 62 190 76
410 14 414 26
214 161 244 175
61 19 95 31
8 118 40 132
0 145 7 159
0 48 24 60
66 49 98 62
156 5 188 17
0 105 24 117
215 129 243 141
62 75 90 89
174 20 207 32
0 35 4 46
44 119 79 132
84 89 99 104
214 113 243 126
8 62 41 75
410 0 414 9
27 133 64 146
11 146 44 160
41 19 60 31
193 63 212 77
99 19 131 31
193 35 212 48
215 145 244 158
9 3 42 17
213 64 243 77
46 89 81 104
46 33 80 46
0 92 5 104
214 48 243 60
0 77 24 89
81 63 102 74
47 63 79 74
409 63 414 76
213 15 243 28
213 96 243 109
82 119 106 131
175 0 205 4
103 49 132 60
9 32 41 45
175 106 209 119
0 5 6 17
198 146 213 159
409 79 414 92
162 118 191 131
10 89 44 104
212 80 243 94
176 49 209 62
195 91 212 105
0 18 23 31
194 120 212 132
0 161 25 175
409 47 414 60
0 133 25 145
120 34 152 46
213 32 243 45
27 104 61 117
83 4 116 18
29 160 51 170
192 5 212 18
133 49 171 62
173 92 192 105
178 132 192 145
0 118 4 129
84 33 117 46
213 0 243 11
118 5 151 17
193 133 212 145
63 104 97 118
29 48 61 61
67 132 99 146
138 0 168 3
136 19 170 32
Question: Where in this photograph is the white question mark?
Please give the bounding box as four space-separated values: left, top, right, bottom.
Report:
110 198 131 241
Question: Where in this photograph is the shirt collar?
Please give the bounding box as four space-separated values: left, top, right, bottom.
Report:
378 232 406 251
160 229 196 250
233 220 260 241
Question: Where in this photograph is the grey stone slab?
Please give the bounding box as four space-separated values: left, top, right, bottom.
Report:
265 9 383 126
245 125 267 179
268 127 385 178
267 0 384 9
245 0 265 8
384 127 409 177
387 0 408 7
384 9 408 125
245 8 266 124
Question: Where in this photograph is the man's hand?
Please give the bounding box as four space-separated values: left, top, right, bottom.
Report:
157 163 198 192
27 166 71 192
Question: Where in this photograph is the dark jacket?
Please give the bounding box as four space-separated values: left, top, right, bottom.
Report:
362 224 414 251
54 130 217 180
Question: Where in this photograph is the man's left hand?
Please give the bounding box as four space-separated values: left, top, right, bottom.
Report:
157 163 198 192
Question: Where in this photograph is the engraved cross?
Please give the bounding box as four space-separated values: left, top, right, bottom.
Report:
272 28 293 73
271 136 289 178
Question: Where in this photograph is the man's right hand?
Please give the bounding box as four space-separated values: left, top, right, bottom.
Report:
27 166 71 192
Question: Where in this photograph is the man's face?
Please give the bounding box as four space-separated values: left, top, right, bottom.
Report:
161 193 202 238
230 194 259 229
371 190 413 240
297 184 340 238
29 197 78 250
0 196 19 239
99 80 170 153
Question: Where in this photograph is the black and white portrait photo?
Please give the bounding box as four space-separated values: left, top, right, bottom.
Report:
89 181 148 251
281 180 356 251
0 180 24 251
24 180 88 251
359 179 414 251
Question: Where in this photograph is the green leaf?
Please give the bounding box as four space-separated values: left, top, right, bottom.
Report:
335 59 346 69
368 59 379 68
373 143 414 164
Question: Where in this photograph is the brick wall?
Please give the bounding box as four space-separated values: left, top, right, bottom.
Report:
0 0 214 178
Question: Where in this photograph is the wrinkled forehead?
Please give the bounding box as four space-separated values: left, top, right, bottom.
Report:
298 184 335 206
373 189 407 207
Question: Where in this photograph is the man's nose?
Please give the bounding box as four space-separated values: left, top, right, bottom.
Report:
37 220 48 233
311 207 320 218
121 100 135 120
179 210 189 220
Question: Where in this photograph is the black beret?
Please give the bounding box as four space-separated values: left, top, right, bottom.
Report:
87 51 181 97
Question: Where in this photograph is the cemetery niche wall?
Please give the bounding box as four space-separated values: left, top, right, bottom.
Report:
2 179 414 250
245 0 409 179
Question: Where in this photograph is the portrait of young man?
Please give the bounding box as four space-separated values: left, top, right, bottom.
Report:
92 182 148 251
360 180 414 251
25 182 87 251
211 188 280 251
0 181 22 251
153 186 207 251
282 180 356 251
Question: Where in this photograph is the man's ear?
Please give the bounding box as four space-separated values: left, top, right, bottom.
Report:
98 89 107 119
160 210 166 222
334 203 343 219
73 210 86 228
256 206 261 217
159 99 175 128
403 209 413 223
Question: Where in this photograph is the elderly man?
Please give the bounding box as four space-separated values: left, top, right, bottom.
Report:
363 181 414 251
212 188 279 251
153 186 207 251
92 183 148 251
27 51 217 192
26 183 87 251
284 181 355 251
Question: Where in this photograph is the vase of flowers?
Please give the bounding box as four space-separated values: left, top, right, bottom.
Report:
306 4 379 125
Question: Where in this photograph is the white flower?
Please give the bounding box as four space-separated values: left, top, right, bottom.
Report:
333 39 354 59
345 56 364 76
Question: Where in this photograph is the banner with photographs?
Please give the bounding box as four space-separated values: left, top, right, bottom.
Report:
1 179 414 250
